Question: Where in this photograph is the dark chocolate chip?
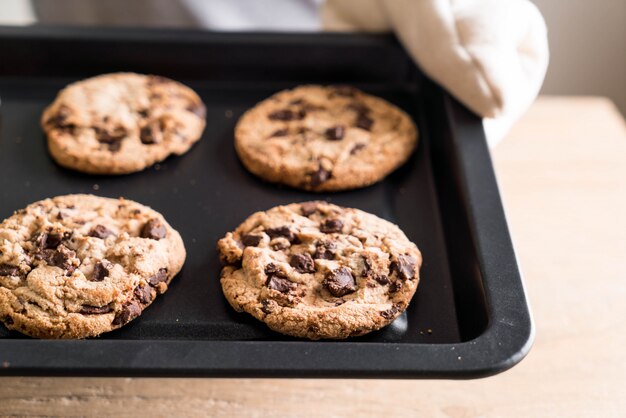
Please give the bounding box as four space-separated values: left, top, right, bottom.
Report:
187 103 206 118
47 106 75 132
37 232 62 250
300 201 319 217
79 305 112 315
241 233 263 247
323 267 356 297
320 218 343 233
313 241 336 260
325 125 345 140
268 109 306 121
140 120 163 145
389 280 403 293
260 299 274 314
108 140 122 152
390 254 417 281
140 219 167 240
374 274 390 285
289 253 315 274
355 113 374 131
0 264 20 277
350 143 366 155
264 263 280 276
47 245 76 273
112 301 142 326
91 261 109 282
333 86 357 97
96 126 126 145
137 109 149 118
148 268 168 286
266 275 296 293
309 166 332 188
380 304 400 320
361 256 371 277
347 102 371 114
266 226 296 243
88 225 113 239
2 316 14 325
269 128 289 138
134 284 153 304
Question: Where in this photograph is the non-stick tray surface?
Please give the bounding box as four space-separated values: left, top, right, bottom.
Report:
0 27 532 378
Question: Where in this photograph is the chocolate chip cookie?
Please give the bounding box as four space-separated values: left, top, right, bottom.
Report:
41 73 206 174
234 85 418 192
0 194 186 338
217 201 422 339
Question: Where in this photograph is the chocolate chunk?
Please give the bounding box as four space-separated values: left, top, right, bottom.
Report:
187 103 206 118
361 257 371 277
108 141 122 152
300 202 319 217
88 225 113 239
266 275 296 293
289 253 315 274
355 113 374 131
380 304 400 320
148 268 168 286
137 109 149 118
37 232 62 250
323 267 356 297
309 166 331 188
350 143 366 155
91 261 109 282
241 233 263 247
96 126 126 145
112 301 142 326
390 254 417 281
140 120 163 145
260 299 274 314
269 128 289 138
333 86 357 97
47 106 76 133
266 226 296 243
389 280 403 293
374 274 390 285
3 315 14 325
0 264 20 277
268 109 306 121
313 241 335 260
134 284 153 304
140 219 167 240
320 218 343 233
325 125 345 141
45 245 76 273
79 305 112 315
347 102 371 114
264 263 280 276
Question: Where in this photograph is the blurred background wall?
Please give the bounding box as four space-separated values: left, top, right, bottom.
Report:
1 0 624 114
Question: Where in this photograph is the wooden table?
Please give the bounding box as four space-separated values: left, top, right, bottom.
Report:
1 97 625 417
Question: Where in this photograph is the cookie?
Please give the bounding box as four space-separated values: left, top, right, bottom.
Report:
0 194 185 339
217 201 422 340
234 85 418 192
41 73 206 174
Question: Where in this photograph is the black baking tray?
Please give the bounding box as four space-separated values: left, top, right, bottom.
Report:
0 26 533 378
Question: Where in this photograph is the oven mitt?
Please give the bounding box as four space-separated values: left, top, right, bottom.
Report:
321 0 549 146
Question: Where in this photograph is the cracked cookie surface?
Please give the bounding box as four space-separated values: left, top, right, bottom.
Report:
0 194 185 338
41 72 206 174
234 85 418 192
217 201 422 340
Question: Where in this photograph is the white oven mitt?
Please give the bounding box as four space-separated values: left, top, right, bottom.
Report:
321 0 549 146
